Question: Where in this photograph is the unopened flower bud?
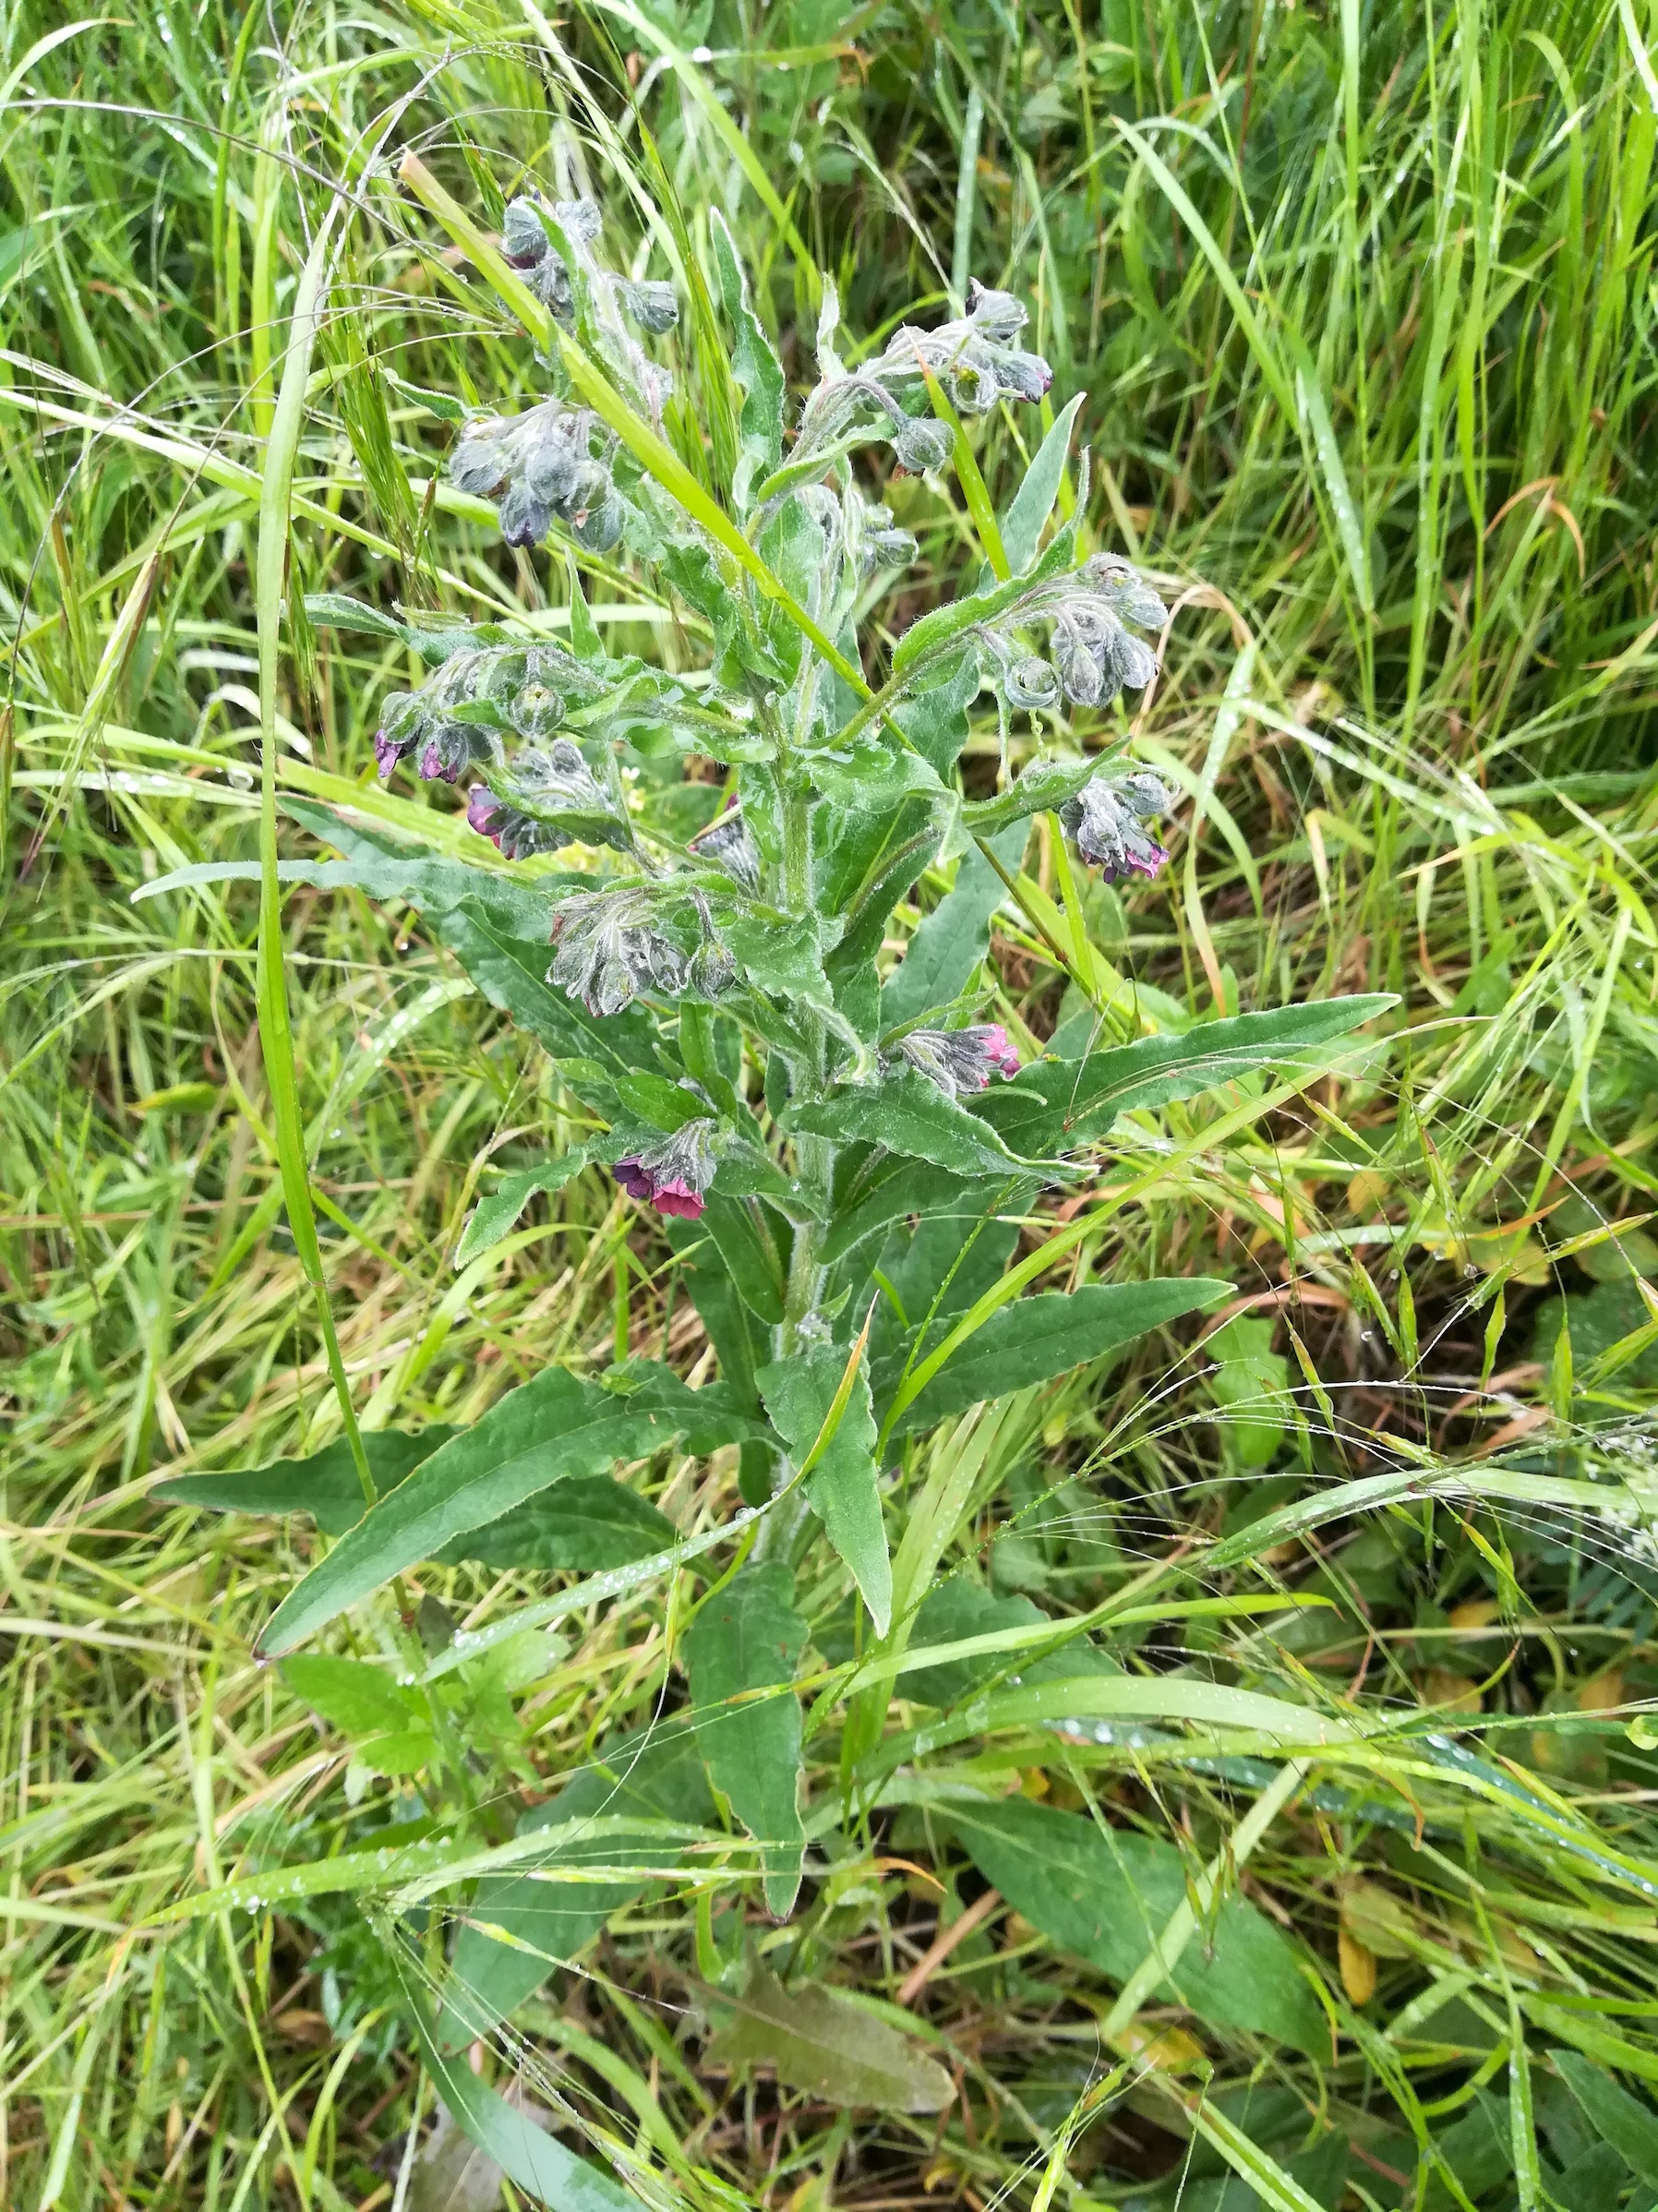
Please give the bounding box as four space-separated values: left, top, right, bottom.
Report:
1003 655 1061 711
1053 631 1105 706
618 278 679 332
893 418 954 474
691 806 762 895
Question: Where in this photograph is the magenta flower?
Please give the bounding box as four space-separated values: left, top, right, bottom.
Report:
612 1118 719 1220
1061 772 1172 882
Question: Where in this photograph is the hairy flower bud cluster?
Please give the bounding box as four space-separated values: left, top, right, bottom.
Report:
374 645 594 784
612 1116 719 1220
791 280 1051 487
467 738 621 860
1061 770 1173 882
548 887 733 1017
450 399 623 552
502 194 679 338
890 1024 1021 1100
689 804 763 894
984 556 1169 714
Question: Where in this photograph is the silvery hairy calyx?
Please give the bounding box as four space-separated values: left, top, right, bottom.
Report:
249 169 1373 2019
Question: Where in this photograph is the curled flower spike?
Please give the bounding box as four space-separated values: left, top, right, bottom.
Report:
450 399 623 553
375 645 595 785
1062 771 1173 882
982 554 1169 716
467 787 570 860
547 886 733 1016
891 1024 1022 1100
549 889 685 1016
787 280 1051 490
467 739 620 860
612 1116 719 1220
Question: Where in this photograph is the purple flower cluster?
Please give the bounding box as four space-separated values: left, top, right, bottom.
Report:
613 1117 718 1220
892 1024 1021 1100
1062 771 1173 882
373 646 589 787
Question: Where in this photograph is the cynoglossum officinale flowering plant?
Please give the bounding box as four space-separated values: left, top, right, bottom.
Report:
165 162 1388 2068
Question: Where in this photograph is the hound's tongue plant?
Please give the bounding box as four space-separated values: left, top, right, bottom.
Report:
159 162 1392 2192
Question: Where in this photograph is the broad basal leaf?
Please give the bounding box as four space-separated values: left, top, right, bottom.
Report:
705 1963 951 2111
950 1796 1326 2055
433 1476 675 1571
153 1425 459 1537
258 1364 764 1655
976 996 1397 1155
759 1346 890 1635
874 1278 1228 1434
440 1724 713 2049
685 1561 808 1914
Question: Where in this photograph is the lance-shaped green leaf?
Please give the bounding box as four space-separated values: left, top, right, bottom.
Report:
874 1278 1228 1436
975 996 1398 1155
432 1476 675 1571
454 1152 591 1267
698 1192 788 1326
704 1963 952 2111
1002 392 1086 574
153 1426 460 1537
288 800 578 934
890 532 1073 678
822 1160 1014 1268
891 647 980 775
1553 2050 1658 2186
440 1725 713 2049
759 1342 890 1635
303 592 511 666
709 209 785 512
258 1364 765 1655
685 1561 808 1915
949 1796 1326 2055
805 734 947 812
789 1067 1041 1180
902 1581 1117 1709
881 820 1027 1028
710 897 841 1010
396 1975 638 2212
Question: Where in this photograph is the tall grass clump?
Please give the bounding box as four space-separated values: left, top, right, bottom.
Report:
2 4 1656 2209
